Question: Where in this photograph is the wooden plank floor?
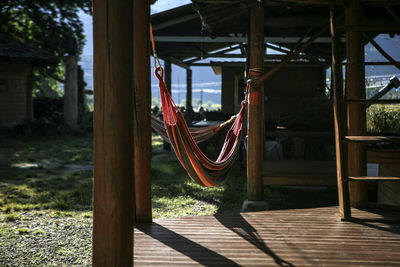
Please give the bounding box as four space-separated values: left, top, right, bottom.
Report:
134 207 400 266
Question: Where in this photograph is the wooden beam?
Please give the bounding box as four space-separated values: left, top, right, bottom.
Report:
264 16 327 27
265 44 290 54
247 2 264 201
341 61 400 66
134 0 152 224
384 5 400 24
186 68 192 109
330 1 351 219
269 0 346 4
92 0 135 266
336 25 400 31
367 149 400 165
152 14 198 31
255 21 331 86
345 0 368 208
263 160 337 186
164 61 172 94
154 36 339 43
160 56 190 70
184 45 242 64
361 0 400 6
365 35 400 71
184 53 321 60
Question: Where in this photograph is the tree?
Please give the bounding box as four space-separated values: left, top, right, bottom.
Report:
0 0 91 128
0 0 91 60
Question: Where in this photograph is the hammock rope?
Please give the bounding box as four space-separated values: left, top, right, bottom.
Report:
154 66 248 187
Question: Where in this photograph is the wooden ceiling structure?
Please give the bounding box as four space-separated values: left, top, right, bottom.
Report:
151 2 336 68
151 0 400 69
91 0 400 266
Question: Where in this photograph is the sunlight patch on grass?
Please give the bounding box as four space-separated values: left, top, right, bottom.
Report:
152 134 164 149
11 163 41 169
152 195 218 218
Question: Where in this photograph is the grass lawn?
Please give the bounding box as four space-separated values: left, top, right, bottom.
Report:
0 133 251 218
0 132 338 265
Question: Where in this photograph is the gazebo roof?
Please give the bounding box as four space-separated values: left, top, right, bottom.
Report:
151 1 399 68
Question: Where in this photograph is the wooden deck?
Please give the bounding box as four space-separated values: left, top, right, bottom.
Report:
134 207 400 266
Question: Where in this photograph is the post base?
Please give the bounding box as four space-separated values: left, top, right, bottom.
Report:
241 199 269 212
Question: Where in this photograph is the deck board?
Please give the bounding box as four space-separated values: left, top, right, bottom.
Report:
134 207 400 266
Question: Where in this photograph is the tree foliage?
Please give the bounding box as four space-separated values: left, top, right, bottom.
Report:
0 0 91 59
0 1 92 97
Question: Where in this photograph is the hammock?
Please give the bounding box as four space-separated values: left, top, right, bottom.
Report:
151 115 235 144
155 66 248 187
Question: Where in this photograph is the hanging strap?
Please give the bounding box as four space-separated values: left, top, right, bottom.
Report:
150 24 162 71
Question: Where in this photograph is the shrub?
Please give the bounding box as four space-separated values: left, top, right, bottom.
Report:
367 105 400 133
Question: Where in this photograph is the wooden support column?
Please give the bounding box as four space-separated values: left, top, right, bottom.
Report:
247 2 264 201
186 68 192 110
184 68 193 126
92 0 135 266
330 3 351 219
165 61 172 94
134 0 151 223
163 61 172 150
345 0 368 208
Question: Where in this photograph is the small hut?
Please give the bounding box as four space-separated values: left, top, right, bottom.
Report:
0 34 57 127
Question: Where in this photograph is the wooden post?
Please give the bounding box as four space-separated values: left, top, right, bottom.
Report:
92 0 135 266
64 54 79 128
330 3 351 219
185 68 193 126
134 0 152 223
165 61 172 94
247 2 264 201
186 68 192 110
345 0 368 208
163 61 172 150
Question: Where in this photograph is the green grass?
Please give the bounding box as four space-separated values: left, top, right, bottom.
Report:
0 132 249 218
151 152 248 218
0 132 339 219
0 134 93 213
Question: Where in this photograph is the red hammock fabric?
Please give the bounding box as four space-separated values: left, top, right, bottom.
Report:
155 66 248 187
151 115 235 144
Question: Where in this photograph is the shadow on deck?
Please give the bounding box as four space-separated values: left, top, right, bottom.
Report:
135 207 400 266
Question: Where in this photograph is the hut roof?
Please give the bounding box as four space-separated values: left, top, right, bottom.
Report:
151 1 399 67
0 34 58 64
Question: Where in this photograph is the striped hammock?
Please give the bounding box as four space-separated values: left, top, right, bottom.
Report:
151 115 235 144
155 66 248 187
